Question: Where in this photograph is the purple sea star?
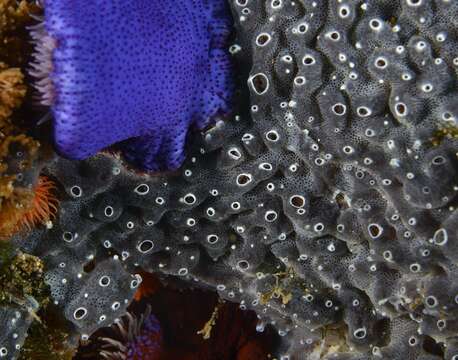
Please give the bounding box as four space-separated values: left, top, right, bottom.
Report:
30 0 233 171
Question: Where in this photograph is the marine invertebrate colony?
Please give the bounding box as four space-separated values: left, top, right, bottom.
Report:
0 53 44 239
0 0 39 67
0 0 52 240
2 0 458 359
13 176 58 233
30 0 234 171
97 306 163 360
0 64 25 121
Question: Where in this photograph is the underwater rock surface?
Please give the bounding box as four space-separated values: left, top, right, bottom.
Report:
2 0 458 359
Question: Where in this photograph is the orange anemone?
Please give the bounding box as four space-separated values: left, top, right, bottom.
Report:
0 175 59 239
20 175 59 230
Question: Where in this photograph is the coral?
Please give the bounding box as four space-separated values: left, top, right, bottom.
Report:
0 3 55 240
0 4 58 356
13 176 59 232
7 0 458 359
0 63 26 122
29 0 234 171
0 136 46 239
0 0 39 67
0 174 58 239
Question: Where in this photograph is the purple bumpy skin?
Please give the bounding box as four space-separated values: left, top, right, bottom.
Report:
43 0 233 171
